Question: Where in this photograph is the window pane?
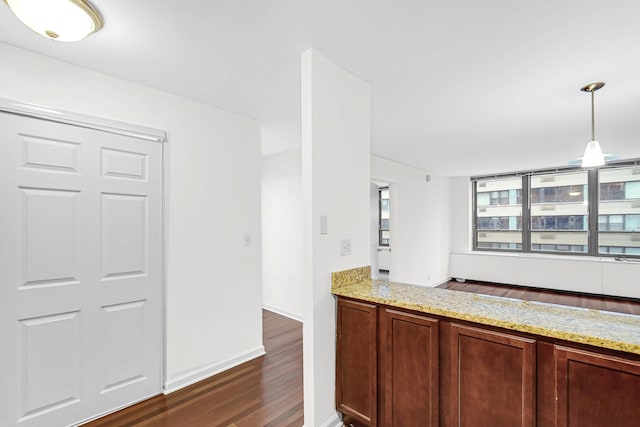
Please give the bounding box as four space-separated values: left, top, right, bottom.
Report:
598 166 640 255
598 215 608 231
477 192 490 206
626 181 640 199
609 215 624 231
530 171 588 253
477 216 522 230
379 187 390 246
626 215 640 231
600 182 625 200
476 178 522 250
381 230 390 246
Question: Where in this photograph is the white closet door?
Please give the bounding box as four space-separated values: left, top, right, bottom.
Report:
0 112 163 427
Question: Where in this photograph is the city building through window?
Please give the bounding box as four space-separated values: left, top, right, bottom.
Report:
473 162 640 257
379 187 389 246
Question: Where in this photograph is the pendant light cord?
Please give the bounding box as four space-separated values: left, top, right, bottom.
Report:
591 90 595 141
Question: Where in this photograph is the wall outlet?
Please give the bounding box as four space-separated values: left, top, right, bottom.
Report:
340 239 352 256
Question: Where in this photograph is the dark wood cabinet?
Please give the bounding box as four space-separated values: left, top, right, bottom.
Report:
336 298 378 426
448 323 536 427
381 308 439 427
553 345 640 427
335 296 640 427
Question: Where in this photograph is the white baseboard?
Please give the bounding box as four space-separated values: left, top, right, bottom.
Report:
320 412 342 427
71 391 159 426
430 277 452 287
299 412 343 427
263 303 304 322
163 345 265 394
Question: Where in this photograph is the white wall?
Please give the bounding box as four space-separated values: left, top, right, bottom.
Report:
448 176 640 299
301 49 371 427
372 156 451 286
0 42 263 391
261 149 304 321
449 176 472 253
370 182 380 279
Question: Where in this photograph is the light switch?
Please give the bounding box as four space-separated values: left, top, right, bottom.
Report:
340 239 352 256
320 215 328 235
243 234 251 247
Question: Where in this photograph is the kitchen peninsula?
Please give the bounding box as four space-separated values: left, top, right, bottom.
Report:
332 266 640 427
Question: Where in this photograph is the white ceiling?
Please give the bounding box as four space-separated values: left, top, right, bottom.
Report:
1 0 640 176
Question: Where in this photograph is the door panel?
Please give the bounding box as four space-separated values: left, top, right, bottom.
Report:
100 193 147 279
20 187 80 288
0 112 163 427
100 147 147 181
19 312 82 420
383 308 439 427
449 323 536 427
554 345 640 427
336 298 378 426
20 134 80 173
100 301 147 393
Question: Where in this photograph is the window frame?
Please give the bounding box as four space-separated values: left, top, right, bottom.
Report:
472 178 525 253
472 160 640 259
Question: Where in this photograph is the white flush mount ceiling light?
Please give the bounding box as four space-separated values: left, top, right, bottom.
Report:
578 82 610 168
4 0 103 42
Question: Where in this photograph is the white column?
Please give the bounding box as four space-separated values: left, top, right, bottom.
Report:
301 49 371 426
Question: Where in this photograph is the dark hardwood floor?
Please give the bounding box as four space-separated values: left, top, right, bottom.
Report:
438 280 640 315
84 310 303 427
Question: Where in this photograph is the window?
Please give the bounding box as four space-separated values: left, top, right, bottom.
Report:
598 166 640 255
472 162 640 258
475 177 522 250
379 187 390 246
600 182 625 200
530 171 588 254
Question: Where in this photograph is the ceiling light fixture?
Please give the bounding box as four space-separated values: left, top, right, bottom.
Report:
579 82 606 168
4 0 103 42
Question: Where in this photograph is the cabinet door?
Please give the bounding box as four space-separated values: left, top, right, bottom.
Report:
336 298 378 426
449 323 536 427
382 309 439 427
555 345 640 427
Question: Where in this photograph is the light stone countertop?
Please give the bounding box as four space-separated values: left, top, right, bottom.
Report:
331 268 640 355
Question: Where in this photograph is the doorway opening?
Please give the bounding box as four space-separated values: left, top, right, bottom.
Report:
371 181 391 281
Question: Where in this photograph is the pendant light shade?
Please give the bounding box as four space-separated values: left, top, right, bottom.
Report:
4 0 103 42
582 140 605 167
579 82 606 168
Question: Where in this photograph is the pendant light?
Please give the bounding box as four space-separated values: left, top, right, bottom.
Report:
580 82 606 168
4 0 103 42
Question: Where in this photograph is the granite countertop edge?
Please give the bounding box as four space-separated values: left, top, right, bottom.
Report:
332 279 640 356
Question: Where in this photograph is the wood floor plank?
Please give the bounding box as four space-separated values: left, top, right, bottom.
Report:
83 310 303 426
